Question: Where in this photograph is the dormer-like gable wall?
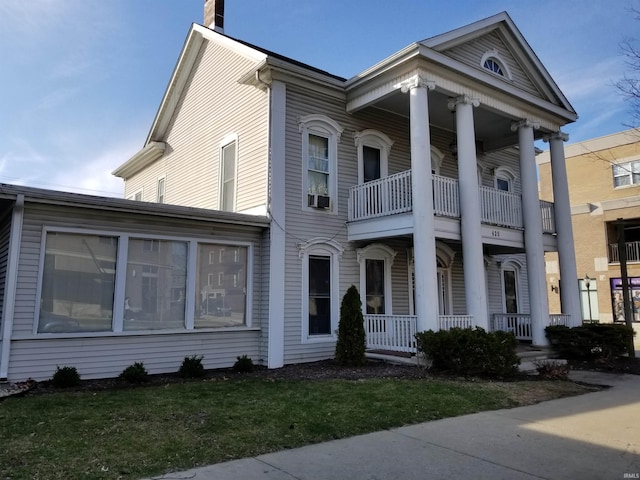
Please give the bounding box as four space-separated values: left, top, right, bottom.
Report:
123 33 269 214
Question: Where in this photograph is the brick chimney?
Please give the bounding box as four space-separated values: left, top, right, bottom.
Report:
204 0 224 33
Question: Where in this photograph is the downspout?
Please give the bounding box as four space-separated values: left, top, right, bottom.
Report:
0 194 25 380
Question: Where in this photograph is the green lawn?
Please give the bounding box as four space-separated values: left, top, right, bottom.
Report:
0 377 591 480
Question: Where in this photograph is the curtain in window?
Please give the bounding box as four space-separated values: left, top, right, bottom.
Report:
308 134 329 195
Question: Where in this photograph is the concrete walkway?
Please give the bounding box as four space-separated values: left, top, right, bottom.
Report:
146 371 640 480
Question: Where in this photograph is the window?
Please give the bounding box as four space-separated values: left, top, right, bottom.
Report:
613 160 640 187
580 278 600 322
354 129 392 184
124 239 187 331
157 177 165 204
493 166 516 192
499 260 521 314
195 244 248 328
357 244 396 315
299 238 343 340
219 248 225 263
220 136 237 211
37 230 253 335
38 232 117 333
480 50 512 80
299 114 343 211
128 190 143 201
308 256 331 335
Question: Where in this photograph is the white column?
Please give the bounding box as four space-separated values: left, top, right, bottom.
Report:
267 80 286 368
545 131 581 327
512 120 550 345
449 95 488 329
401 76 439 332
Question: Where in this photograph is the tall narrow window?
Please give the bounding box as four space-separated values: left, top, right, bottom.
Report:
220 139 237 212
363 146 381 183
157 177 165 204
503 269 518 313
308 134 329 195
365 259 385 314
299 114 343 211
308 255 331 335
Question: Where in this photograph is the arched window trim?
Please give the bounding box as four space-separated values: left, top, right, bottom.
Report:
498 256 522 314
357 244 396 316
480 50 513 80
493 165 517 192
299 237 343 343
354 129 393 184
299 114 344 213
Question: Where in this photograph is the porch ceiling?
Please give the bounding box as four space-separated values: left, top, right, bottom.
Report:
367 88 524 153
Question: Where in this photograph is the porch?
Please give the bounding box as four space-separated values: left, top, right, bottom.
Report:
348 171 556 236
364 313 571 355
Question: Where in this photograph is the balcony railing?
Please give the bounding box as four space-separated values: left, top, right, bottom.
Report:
348 171 556 234
609 241 640 263
479 186 522 229
364 314 417 353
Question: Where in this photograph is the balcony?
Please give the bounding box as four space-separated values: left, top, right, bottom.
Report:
608 241 640 263
348 170 556 237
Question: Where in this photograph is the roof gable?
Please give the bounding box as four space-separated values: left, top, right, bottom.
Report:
421 12 575 115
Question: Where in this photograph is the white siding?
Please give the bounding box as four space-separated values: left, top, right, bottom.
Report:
443 31 541 97
124 40 269 213
6 203 268 381
0 209 11 333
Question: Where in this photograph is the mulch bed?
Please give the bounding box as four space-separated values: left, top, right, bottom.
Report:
569 355 640 375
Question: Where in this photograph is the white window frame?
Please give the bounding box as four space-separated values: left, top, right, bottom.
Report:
499 258 522 314
299 114 343 213
613 158 640 188
356 244 396 315
34 226 255 337
493 166 517 192
219 133 238 212
299 237 343 343
156 176 166 204
354 130 393 184
127 188 143 201
408 242 455 316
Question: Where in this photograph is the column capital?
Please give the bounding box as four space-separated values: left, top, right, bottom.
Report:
447 94 480 110
510 119 540 132
399 75 436 93
543 130 569 143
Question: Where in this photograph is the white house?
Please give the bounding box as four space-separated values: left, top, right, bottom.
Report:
0 3 580 381
114 3 581 369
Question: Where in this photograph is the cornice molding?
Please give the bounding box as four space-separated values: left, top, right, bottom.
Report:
112 141 166 179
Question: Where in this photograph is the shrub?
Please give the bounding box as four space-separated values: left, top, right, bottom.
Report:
335 285 366 366
534 360 570 380
179 355 205 378
50 366 81 388
545 324 635 360
415 327 520 378
119 362 149 383
233 355 254 373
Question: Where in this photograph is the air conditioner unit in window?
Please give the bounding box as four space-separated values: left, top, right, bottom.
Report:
308 194 330 209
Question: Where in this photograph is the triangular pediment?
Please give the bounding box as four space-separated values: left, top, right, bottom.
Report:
421 12 575 116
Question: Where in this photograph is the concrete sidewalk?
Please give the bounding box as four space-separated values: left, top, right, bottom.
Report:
146 371 640 480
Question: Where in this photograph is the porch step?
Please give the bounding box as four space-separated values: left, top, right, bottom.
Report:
365 351 418 366
517 346 566 374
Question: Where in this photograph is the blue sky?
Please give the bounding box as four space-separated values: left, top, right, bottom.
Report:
1 0 638 197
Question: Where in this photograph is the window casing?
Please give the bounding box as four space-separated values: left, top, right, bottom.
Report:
36 229 252 335
480 50 512 80
613 160 640 187
299 114 343 212
219 136 238 212
500 261 521 314
299 238 343 342
357 244 396 315
354 129 392 184
157 177 166 204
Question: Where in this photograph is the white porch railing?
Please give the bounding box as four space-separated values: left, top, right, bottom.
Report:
438 315 474 330
492 313 532 340
479 186 522 229
549 314 571 326
348 170 412 221
364 314 417 353
540 200 556 234
348 172 556 234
